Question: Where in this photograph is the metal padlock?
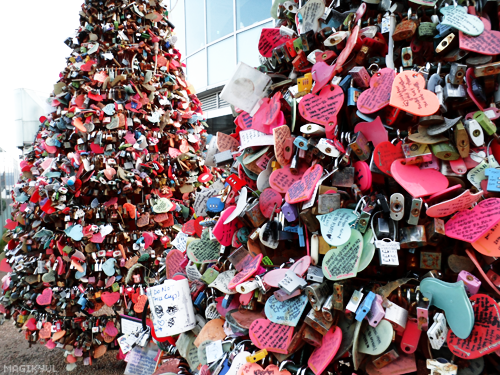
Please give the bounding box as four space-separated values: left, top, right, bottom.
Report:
317 193 341 214
346 289 364 314
373 344 400 369
425 218 445 246
307 266 324 283
402 142 432 165
278 270 307 295
400 225 427 248
349 131 371 161
407 197 422 225
305 282 331 311
443 74 466 100
304 308 333 335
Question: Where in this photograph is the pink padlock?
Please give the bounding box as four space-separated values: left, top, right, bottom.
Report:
458 270 481 296
366 294 385 327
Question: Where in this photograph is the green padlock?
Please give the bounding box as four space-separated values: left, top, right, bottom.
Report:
473 111 496 135
201 267 219 284
431 141 460 161
237 227 250 244
293 37 303 54
112 282 120 292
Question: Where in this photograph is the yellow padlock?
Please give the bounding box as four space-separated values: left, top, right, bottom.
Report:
298 73 313 93
246 349 268 363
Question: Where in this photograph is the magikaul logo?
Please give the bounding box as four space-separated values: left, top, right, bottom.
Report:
3 365 58 373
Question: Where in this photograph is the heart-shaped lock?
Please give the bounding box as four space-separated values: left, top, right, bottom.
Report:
36 288 53 306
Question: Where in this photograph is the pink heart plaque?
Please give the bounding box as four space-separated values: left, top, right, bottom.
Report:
391 159 448 198
285 164 324 204
249 319 294 354
445 198 500 242
357 68 395 114
308 326 343 375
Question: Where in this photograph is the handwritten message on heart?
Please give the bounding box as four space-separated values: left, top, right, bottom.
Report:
357 68 396 114
228 254 263 289
311 62 336 95
373 141 404 176
269 164 307 194
209 270 237 294
317 208 357 246
390 71 440 116
460 18 500 55
308 326 342 375
249 319 294 354
299 85 344 126
238 363 291 375
472 223 500 257
166 249 187 278
217 132 240 152
358 320 394 355
447 294 500 359
273 125 291 166
285 164 323 204
440 6 484 36
187 229 221 263
445 198 500 242
427 190 483 217
258 28 290 58
391 159 448 198
236 112 253 130
260 188 283 218
322 229 363 280
264 294 308 327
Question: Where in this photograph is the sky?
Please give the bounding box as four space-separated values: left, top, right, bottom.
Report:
0 0 83 156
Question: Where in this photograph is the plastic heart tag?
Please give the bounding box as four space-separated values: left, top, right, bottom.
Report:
447 294 500 359
238 363 291 375
460 18 500 55
264 294 308 327
322 229 363 280
133 294 148 313
36 288 53 306
390 71 440 116
311 61 336 94
372 141 404 176
427 189 483 217
228 254 263 289
212 206 240 246
104 321 118 337
357 68 396 114
187 229 221 263
440 6 484 36
317 208 357 246
308 326 342 375
102 258 116 276
64 224 83 241
252 93 283 134
101 291 120 307
472 223 500 257
258 28 290 58
299 85 344 132
228 351 251 375
259 188 283 218
285 164 323 204
269 164 307 194
354 117 388 148
39 323 52 339
357 320 394 355
249 319 294 354
391 159 449 198
166 249 186 278
217 132 239 152
273 125 291 166
445 198 500 242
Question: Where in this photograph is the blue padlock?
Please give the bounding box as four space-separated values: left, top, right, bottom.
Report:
283 226 299 233
293 136 309 150
77 295 87 309
222 294 234 309
206 197 224 214
484 168 500 192
194 291 206 310
339 74 352 92
297 225 305 247
355 291 376 322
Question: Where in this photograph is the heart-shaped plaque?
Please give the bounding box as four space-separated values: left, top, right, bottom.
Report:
36 288 53 306
357 68 396 114
308 326 343 375
299 85 344 129
322 229 363 280
445 198 500 242
101 291 120 307
317 208 357 246
264 294 308 327
285 164 323 204
447 294 500 359
390 71 440 116
460 18 500 55
187 229 220 263
249 318 294 354
391 159 449 198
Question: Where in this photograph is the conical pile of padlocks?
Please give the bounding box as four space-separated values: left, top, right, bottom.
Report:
2 0 500 373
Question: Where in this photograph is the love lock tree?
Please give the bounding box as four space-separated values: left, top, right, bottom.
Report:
0 0 213 370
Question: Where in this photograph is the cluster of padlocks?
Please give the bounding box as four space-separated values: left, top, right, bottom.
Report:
1 0 500 374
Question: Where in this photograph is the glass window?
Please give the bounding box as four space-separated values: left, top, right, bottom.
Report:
237 21 273 67
169 0 186 58
187 50 207 91
208 37 235 86
236 0 271 30
206 0 234 44
185 0 205 55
